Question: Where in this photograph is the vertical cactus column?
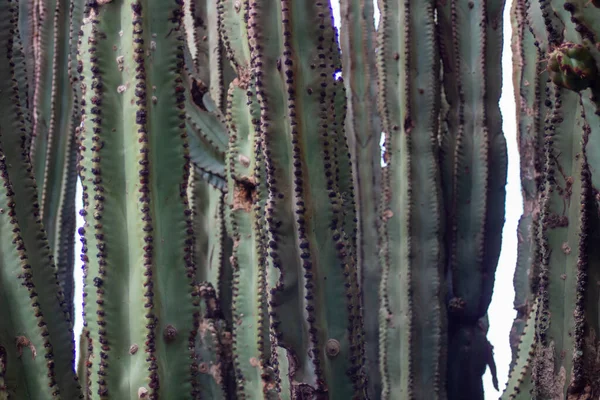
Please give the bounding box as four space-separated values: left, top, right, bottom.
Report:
505 0 600 398
376 0 507 398
508 0 547 367
339 0 382 397
246 0 366 397
25 0 85 321
0 1 82 398
77 1 199 398
376 1 446 398
436 1 506 398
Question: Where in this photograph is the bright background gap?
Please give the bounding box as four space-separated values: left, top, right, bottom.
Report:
72 3 521 399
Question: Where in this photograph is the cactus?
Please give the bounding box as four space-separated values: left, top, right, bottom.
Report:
76 1 199 398
0 1 81 398
505 0 600 398
339 0 383 396
14 0 600 399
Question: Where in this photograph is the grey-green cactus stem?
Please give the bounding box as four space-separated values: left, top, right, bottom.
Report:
339 0 382 396
224 77 276 398
236 0 366 397
0 2 81 398
18 0 37 109
436 1 506 397
78 1 198 398
504 0 600 397
187 0 234 113
194 282 231 400
509 0 548 363
533 86 593 399
30 0 85 323
188 166 232 323
376 0 446 398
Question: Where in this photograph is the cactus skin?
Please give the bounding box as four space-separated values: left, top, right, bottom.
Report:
376 1 446 398
27 0 85 323
507 0 600 398
245 0 366 397
186 0 234 113
77 1 199 398
376 0 507 398
339 0 383 397
0 1 82 398
437 1 507 398
509 0 548 366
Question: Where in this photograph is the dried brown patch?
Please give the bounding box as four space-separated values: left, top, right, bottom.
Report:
232 176 257 212
15 336 36 359
533 342 566 399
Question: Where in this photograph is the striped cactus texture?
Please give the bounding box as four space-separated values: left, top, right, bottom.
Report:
2 0 599 399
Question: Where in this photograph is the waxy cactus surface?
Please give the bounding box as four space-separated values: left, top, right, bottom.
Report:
5 0 600 399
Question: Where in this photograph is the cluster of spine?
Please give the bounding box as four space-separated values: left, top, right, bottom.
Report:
0 1 82 398
505 0 600 398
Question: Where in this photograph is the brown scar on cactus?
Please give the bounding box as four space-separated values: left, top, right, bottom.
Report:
533 343 566 399
232 176 257 212
190 79 209 111
15 336 36 359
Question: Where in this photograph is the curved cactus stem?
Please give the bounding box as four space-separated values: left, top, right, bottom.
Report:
32 0 85 324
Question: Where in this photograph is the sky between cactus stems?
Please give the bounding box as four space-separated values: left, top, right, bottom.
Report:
72 3 519 398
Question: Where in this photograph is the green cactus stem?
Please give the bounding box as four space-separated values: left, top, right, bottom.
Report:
502 300 539 399
508 0 548 363
339 0 382 396
77 1 199 398
186 0 234 113
0 1 82 398
376 0 446 397
27 0 85 322
224 76 276 398
239 0 366 396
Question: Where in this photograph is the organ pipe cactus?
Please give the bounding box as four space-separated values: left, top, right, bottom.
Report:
7 0 600 398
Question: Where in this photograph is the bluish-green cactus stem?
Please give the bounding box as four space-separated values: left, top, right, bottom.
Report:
0 2 81 398
224 77 276 398
27 0 85 323
339 0 382 395
77 1 198 398
376 0 445 398
506 0 600 397
241 0 366 397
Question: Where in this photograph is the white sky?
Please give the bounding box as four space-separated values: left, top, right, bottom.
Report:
73 3 520 398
